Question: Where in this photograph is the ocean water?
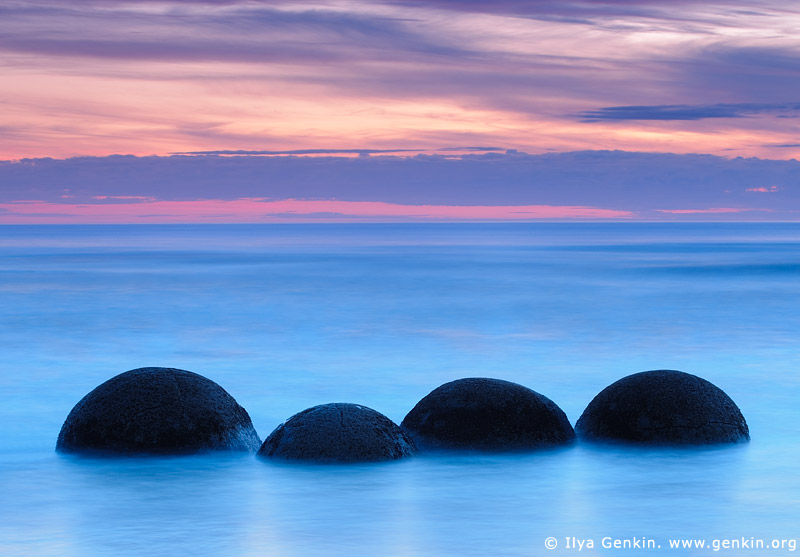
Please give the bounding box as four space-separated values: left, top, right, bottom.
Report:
1 223 799 556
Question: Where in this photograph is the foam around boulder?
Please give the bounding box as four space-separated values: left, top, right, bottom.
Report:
56 367 261 454
258 403 416 463
401 378 576 451
576 369 750 445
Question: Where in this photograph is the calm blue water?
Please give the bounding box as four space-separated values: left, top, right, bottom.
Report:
1 223 799 556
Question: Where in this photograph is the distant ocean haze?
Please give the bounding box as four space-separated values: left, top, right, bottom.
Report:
1 152 798 222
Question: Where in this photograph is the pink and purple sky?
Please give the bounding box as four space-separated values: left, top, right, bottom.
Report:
2 0 800 222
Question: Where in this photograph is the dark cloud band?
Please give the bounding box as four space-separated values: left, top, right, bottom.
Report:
578 102 800 122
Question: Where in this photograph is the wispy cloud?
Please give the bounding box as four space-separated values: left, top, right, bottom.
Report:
0 4 475 64
386 0 758 24
3 1 800 159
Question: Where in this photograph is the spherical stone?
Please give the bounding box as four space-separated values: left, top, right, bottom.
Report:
56 367 261 454
258 403 416 463
575 370 750 445
401 378 576 451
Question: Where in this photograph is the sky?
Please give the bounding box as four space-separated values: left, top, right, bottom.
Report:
1 0 800 222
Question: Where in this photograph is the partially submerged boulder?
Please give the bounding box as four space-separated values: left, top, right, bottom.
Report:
401 378 575 451
576 369 749 445
258 403 416 463
56 367 261 454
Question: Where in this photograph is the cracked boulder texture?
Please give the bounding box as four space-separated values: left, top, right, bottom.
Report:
258 403 416 463
56 367 261 454
401 378 576 451
576 370 750 445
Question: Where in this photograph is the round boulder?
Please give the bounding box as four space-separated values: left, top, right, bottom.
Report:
575 369 749 445
401 378 576 451
56 367 261 454
258 403 416 463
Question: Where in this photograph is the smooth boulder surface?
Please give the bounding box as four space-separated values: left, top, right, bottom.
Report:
56 367 261 454
401 378 576 451
576 369 750 445
259 403 416 463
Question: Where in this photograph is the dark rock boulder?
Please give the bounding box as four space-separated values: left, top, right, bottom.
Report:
258 403 416 463
56 367 261 454
575 369 749 445
401 378 576 451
